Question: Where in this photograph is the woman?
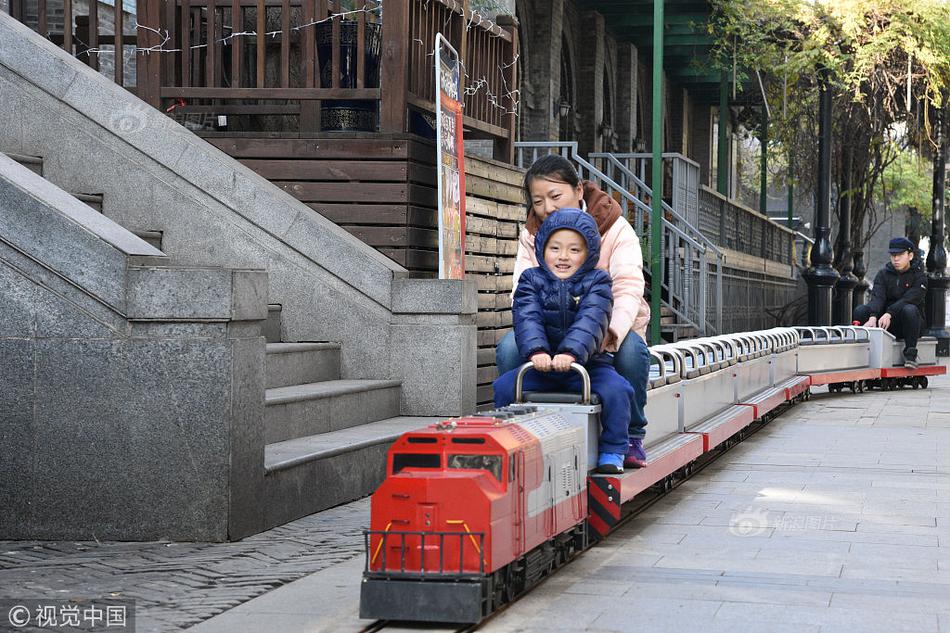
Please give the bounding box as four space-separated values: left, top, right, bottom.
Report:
496 154 651 467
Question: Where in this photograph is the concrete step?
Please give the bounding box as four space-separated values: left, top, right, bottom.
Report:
265 342 341 389
72 192 103 212
262 415 442 530
6 152 42 175
264 304 282 343
264 379 401 444
132 229 162 251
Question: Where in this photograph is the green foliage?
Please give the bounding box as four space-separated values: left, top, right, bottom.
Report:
709 0 950 250
882 145 934 219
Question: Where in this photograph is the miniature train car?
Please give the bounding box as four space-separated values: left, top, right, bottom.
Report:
359 325 945 624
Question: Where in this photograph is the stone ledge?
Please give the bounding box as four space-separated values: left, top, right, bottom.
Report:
391 278 478 315
265 379 402 406
264 415 440 473
126 266 267 322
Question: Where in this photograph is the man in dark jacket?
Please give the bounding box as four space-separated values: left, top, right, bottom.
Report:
492 209 635 474
853 236 927 368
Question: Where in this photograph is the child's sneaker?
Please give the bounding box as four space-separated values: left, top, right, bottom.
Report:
904 347 919 369
624 438 648 468
596 452 624 474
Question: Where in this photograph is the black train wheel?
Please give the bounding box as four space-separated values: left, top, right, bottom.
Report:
857 380 866 393
921 376 929 389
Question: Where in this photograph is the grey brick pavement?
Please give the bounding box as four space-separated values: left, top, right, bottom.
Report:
0 499 369 632
484 381 950 633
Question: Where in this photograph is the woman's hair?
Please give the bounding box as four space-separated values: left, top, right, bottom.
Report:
523 154 581 212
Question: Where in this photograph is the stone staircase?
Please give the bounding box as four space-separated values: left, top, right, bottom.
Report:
1 12 474 540
259 307 439 529
5 150 444 533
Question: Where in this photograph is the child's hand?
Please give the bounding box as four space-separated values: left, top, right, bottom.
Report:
530 353 553 372
551 353 576 372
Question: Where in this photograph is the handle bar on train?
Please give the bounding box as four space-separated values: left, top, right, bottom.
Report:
514 361 592 405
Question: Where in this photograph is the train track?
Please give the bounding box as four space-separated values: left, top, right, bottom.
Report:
357 396 797 633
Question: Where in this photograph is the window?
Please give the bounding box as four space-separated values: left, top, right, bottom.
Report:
392 453 440 474
448 454 502 482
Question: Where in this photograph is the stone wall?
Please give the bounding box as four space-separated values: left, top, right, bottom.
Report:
0 153 268 541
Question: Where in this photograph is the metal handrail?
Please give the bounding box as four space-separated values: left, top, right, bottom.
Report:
515 141 724 337
589 152 723 257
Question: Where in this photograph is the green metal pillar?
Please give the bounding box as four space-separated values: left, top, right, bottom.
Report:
717 70 729 196
787 159 794 227
759 108 768 214
650 0 664 345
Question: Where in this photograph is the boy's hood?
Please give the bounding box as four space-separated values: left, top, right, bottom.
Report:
534 208 601 281
884 248 925 274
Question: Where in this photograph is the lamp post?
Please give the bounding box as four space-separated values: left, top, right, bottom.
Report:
924 98 950 355
833 145 858 323
802 68 839 325
852 248 869 308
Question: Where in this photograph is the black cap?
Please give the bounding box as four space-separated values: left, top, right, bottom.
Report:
888 237 915 254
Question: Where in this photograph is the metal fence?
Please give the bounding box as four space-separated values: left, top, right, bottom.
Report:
698 185 796 266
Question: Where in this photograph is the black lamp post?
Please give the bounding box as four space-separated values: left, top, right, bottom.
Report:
803 68 839 325
924 99 950 355
833 146 858 323
852 248 869 308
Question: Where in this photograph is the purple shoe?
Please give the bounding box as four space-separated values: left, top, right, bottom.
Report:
624 438 647 468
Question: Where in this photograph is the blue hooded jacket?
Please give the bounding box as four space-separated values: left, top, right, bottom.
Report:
513 209 613 365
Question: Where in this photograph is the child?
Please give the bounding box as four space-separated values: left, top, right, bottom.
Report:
495 154 650 468
853 236 927 368
492 209 634 474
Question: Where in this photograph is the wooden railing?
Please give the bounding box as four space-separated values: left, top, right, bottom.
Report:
5 0 518 153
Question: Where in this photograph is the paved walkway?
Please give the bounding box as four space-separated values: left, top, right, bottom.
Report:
3 377 950 633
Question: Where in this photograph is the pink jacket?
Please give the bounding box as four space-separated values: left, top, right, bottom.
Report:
512 215 651 350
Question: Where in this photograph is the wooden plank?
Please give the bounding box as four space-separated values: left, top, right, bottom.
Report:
465 154 524 187
181 0 191 85
476 384 494 405
330 0 340 88
317 204 438 229
230 0 240 87
280 0 290 87
476 348 495 366
160 87 380 99
309 203 409 225
63 0 72 53
170 104 301 114
466 215 498 236
276 181 409 203
299 0 319 131
37 0 47 37
115 0 123 84
465 235 497 254
476 366 497 384
342 226 438 249
255 0 265 87
406 138 437 163
407 161 437 186
207 0 217 87
238 159 408 181
465 173 523 204
356 4 365 88
88 0 99 70
378 248 438 270
342 225 408 247
408 183 437 207
206 137 411 159
379 0 408 132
